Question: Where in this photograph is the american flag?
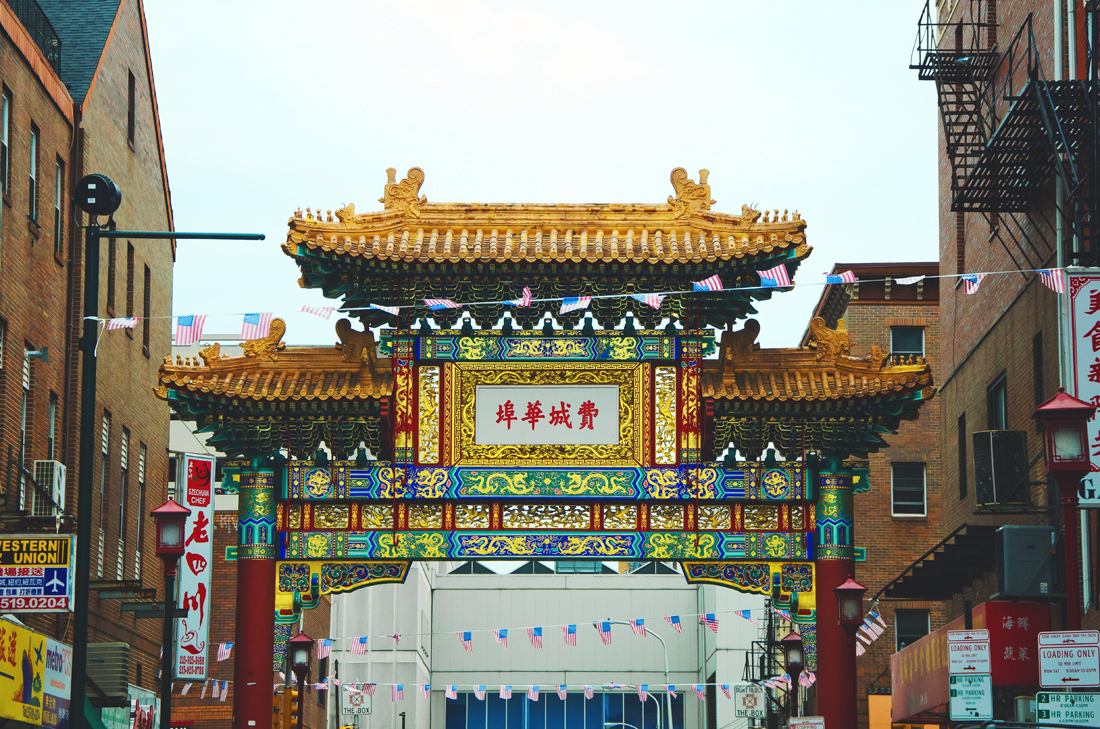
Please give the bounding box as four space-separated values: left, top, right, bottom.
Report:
350 636 369 655
862 620 883 638
420 685 431 699
665 685 677 698
459 631 473 653
1039 268 1065 293
595 621 612 645
446 685 458 700
105 317 140 330
772 608 792 622
693 274 723 292
528 626 543 649
391 634 401 644
856 642 866 657
559 296 591 315
200 681 208 699
494 629 508 649
665 615 682 633
734 610 755 623
175 315 207 345
758 264 792 288
314 683 328 691
556 685 567 700
392 684 404 701
799 671 816 688
583 686 594 700
637 685 648 702
181 684 191 696
241 312 273 340
316 639 333 659
962 273 987 294
562 624 577 646
221 681 229 702
301 305 336 320
212 681 219 699
362 684 378 696
693 685 705 700
474 686 486 701
869 611 889 630
859 624 880 642
700 614 719 633
527 686 539 701
216 642 233 661
500 685 512 700
424 299 461 311
629 619 646 637
720 685 731 699
825 270 857 284
370 303 400 316
896 275 926 285
508 287 533 307
630 293 665 309
333 679 342 687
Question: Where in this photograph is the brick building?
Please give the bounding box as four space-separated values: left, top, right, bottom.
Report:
883 0 1095 725
801 262 941 729
0 0 174 717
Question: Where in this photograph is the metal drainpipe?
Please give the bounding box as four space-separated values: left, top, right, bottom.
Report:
1057 0 1069 388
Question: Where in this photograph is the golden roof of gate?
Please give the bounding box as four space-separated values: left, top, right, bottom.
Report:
283 167 809 265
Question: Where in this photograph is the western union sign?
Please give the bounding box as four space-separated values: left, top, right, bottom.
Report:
0 538 70 566
0 536 74 612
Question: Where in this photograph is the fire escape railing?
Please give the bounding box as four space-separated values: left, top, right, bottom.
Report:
6 0 61 74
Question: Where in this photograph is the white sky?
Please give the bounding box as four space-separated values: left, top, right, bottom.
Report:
144 0 936 348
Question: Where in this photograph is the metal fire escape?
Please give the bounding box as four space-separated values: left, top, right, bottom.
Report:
911 0 1100 266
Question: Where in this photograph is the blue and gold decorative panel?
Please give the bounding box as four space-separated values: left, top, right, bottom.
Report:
285 462 807 501
272 623 293 671
415 333 680 361
276 560 410 595
682 562 775 594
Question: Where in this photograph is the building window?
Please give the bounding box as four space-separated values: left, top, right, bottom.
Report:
106 237 116 315
988 374 1007 430
28 125 37 222
127 71 136 147
555 561 601 574
53 160 64 255
126 243 135 317
97 411 111 577
1 90 10 195
135 444 146 579
19 347 31 509
118 429 129 578
896 609 930 651
0 319 5 368
892 462 927 517
142 265 151 355
891 326 925 357
958 413 967 500
956 212 966 273
47 392 57 461
316 657 327 707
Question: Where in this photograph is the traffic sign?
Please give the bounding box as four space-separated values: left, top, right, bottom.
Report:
787 718 824 729
1040 631 1100 688
343 691 372 715
948 630 991 674
734 685 766 718
1037 692 1100 726
949 674 993 721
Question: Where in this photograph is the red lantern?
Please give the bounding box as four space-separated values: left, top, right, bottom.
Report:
1035 387 1096 472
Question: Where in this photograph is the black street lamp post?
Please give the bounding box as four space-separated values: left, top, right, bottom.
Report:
150 499 191 729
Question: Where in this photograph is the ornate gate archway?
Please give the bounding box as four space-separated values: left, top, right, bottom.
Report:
156 169 933 729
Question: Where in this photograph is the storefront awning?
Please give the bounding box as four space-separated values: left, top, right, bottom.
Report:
875 524 997 601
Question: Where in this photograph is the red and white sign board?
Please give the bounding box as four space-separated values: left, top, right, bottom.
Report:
1066 270 1100 504
174 454 214 680
1039 631 1100 688
788 718 824 729
949 630 991 674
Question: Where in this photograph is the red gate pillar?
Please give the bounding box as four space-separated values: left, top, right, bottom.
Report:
233 466 277 729
814 467 856 728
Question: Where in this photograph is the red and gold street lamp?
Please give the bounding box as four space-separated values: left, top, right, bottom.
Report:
288 632 314 729
150 499 191 729
833 578 866 729
1036 387 1096 629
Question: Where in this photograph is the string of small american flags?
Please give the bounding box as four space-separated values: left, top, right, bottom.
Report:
90 266 1070 337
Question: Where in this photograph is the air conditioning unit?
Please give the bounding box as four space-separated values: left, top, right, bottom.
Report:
86 642 130 707
973 431 1030 505
996 526 1056 598
32 460 65 516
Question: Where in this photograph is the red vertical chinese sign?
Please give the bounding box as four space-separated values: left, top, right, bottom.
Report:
174 454 214 680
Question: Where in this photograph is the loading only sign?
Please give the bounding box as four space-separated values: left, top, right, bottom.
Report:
1039 631 1100 688
949 630 991 675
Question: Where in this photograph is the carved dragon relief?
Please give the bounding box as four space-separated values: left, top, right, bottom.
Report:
807 317 851 361
335 318 390 388
668 168 715 218
378 167 427 218
242 318 287 361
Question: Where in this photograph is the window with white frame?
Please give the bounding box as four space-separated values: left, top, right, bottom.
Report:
891 326 925 357
19 347 30 509
891 462 927 517
53 159 63 254
1 90 11 195
134 444 146 579
97 412 110 577
28 125 37 222
117 428 129 578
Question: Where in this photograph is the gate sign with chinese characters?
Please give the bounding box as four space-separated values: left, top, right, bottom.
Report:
0 536 74 612
475 385 618 445
1067 270 1100 505
175 454 214 681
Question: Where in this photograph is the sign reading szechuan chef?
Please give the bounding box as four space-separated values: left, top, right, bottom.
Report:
1067 270 1100 506
0 536 74 612
174 454 214 681
475 385 619 445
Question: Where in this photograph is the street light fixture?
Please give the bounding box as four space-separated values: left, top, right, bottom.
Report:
1036 387 1097 629
288 632 314 729
834 578 867 626
150 499 191 729
780 630 804 718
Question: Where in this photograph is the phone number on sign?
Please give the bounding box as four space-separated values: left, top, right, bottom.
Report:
0 596 68 610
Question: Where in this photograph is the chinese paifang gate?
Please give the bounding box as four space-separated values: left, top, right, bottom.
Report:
155 168 934 728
